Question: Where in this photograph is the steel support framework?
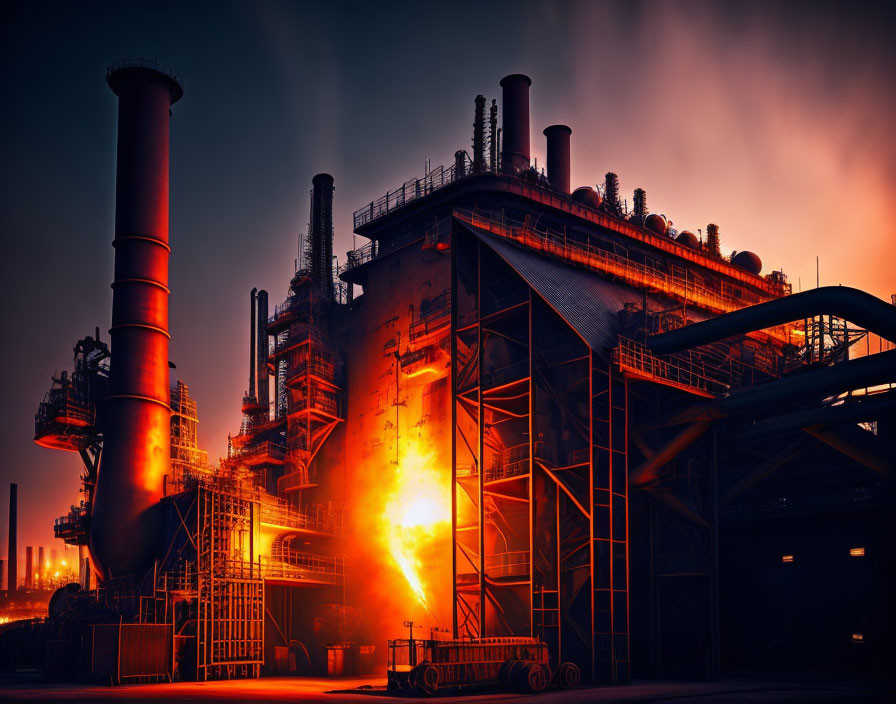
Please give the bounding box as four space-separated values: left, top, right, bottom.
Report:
451 227 630 684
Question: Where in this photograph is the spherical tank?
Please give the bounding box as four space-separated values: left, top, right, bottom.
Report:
572 186 602 210
645 213 667 235
732 250 762 275
676 230 699 249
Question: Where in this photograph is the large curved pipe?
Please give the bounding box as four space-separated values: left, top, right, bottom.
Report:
649 286 896 354
90 60 182 581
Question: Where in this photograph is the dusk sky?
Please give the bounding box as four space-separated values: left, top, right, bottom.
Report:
1 0 894 557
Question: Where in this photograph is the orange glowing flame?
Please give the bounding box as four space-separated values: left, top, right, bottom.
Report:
381 441 451 619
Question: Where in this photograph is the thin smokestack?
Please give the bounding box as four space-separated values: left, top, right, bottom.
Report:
543 125 572 194
310 173 335 300
249 287 257 400
499 74 532 173
25 546 32 589
90 59 183 581
256 290 269 410
37 547 45 584
7 484 16 594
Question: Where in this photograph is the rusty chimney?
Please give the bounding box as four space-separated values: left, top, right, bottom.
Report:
543 125 572 194
310 173 335 300
499 74 532 174
7 484 16 594
90 59 183 581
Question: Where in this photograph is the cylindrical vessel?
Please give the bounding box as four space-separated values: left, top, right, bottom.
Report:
37 547 45 584
500 74 531 173
7 484 16 594
543 125 572 194
89 60 182 581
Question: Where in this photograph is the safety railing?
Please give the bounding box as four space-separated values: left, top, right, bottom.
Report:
354 153 484 229
259 501 343 535
454 207 798 333
613 336 765 396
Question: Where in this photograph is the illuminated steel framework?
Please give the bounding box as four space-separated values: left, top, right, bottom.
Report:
451 225 631 685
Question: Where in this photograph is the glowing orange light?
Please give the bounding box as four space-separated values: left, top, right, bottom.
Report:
380 440 450 618
781 554 794 563
852 633 864 642
849 547 865 557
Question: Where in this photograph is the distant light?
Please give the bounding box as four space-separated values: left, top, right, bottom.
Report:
849 547 865 557
852 633 864 643
781 554 794 563
60 559 67 567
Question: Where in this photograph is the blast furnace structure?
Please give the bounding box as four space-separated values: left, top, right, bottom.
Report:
23 64 895 686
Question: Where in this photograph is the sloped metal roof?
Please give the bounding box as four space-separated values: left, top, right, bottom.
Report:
458 220 690 352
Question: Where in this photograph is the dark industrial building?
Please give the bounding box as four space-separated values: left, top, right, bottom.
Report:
7 61 893 688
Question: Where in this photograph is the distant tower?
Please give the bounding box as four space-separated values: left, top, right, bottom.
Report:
7 484 16 594
255 290 269 409
309 173 335 300
706 223 721 257
633 188 647 222
472 95 486 172
604 172 622 217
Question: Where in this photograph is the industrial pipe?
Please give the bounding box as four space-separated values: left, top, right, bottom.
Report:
649 286 896 354
7 484 16 594
804 423 895 479
499 74 531 174
672 348 896 424
90 59 183 581
543 125 572 195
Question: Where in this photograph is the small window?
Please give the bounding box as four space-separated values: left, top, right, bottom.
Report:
849 547 865 557
781 554 794 564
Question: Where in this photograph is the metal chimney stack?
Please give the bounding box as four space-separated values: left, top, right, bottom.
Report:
90 59 183 581
543 125 572 194
499 74 532 173
25 546 32 589
256 289 269 410
310 173 335 300
249 287 257 400
7 484 16 595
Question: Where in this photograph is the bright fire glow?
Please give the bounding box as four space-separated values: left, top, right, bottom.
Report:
381 440 451 619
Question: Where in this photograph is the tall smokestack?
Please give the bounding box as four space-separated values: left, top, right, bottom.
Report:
249 288 257 399
90 59 183 581
489 99 498 171
310 173 334 300
256 290 269 410
37 547 45 585
499 74 531 174
543 125 572 194
25 546 32 589
7 484 16 595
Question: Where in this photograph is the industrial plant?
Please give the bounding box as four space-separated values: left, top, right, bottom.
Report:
2 59 892 691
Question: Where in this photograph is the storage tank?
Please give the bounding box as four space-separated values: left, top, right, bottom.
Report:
732 250 762 275
645 213 668 235
571 186 602 210
676 230 699 249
